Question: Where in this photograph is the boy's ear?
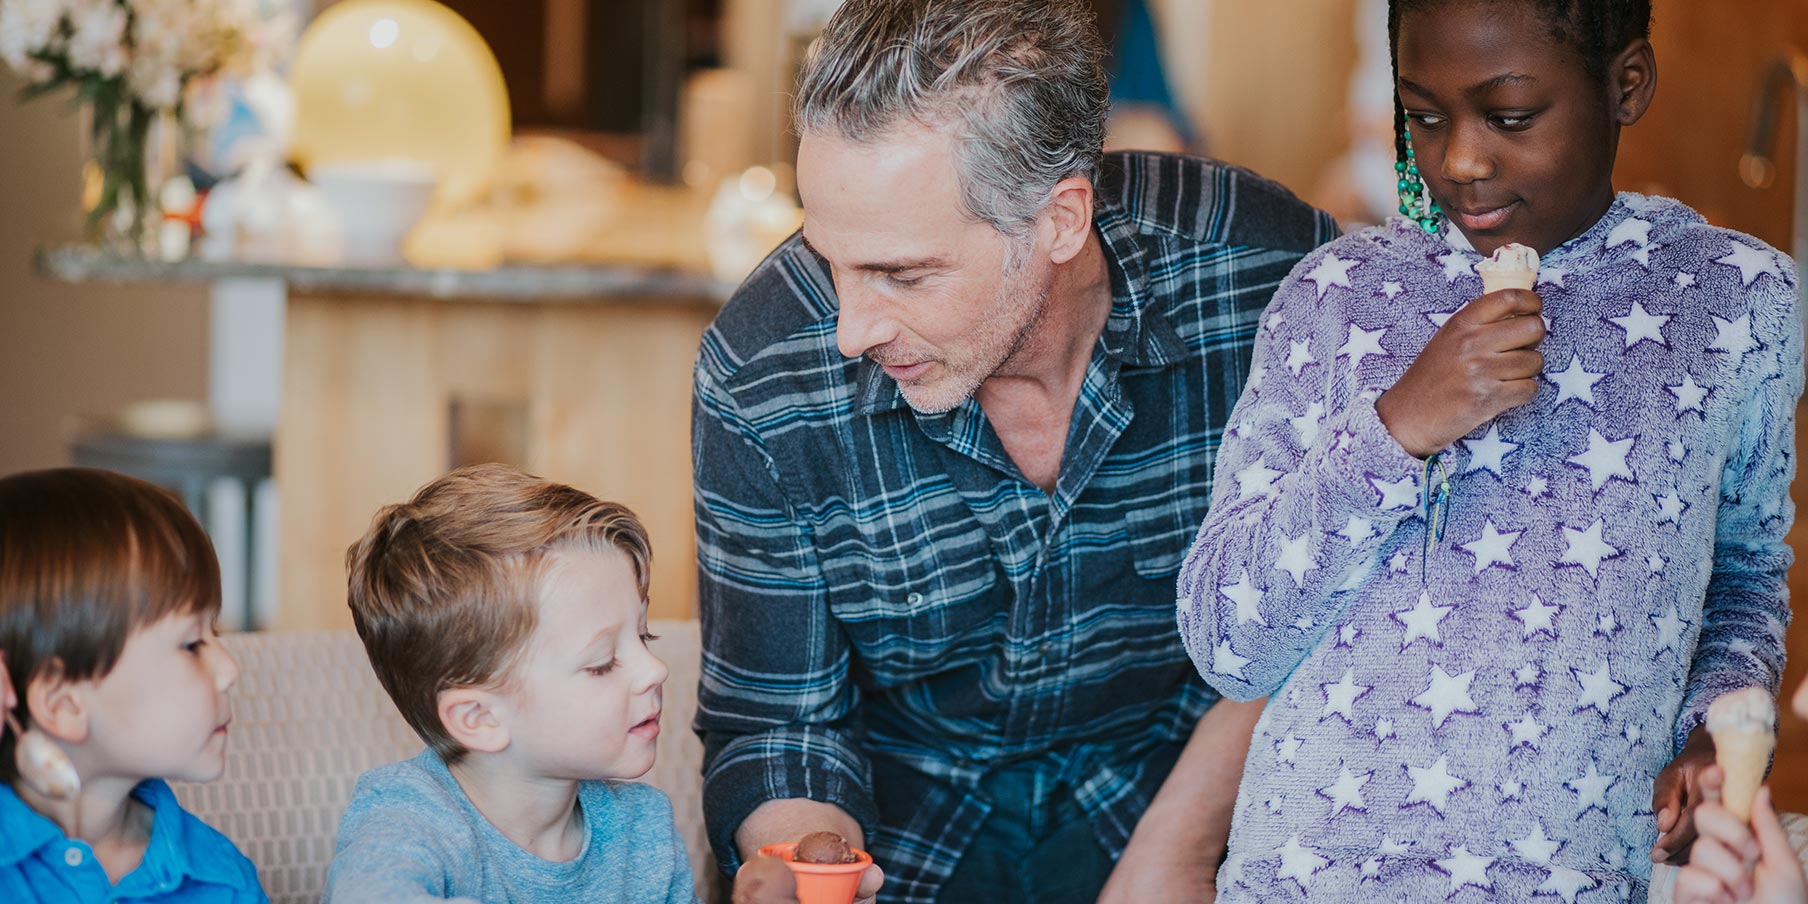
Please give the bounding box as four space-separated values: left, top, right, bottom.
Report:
25 661 90 745
1609 38 1657 127
438 687 509 755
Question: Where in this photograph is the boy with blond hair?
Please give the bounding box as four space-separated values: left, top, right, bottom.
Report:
325 464 696 903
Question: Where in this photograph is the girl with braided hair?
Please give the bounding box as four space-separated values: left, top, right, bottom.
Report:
1175 1 1801 899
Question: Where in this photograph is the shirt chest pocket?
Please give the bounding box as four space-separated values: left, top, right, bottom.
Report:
822 521 1004 658
1124 496 1209 581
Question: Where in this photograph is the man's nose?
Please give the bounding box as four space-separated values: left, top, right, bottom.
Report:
836 286 894 360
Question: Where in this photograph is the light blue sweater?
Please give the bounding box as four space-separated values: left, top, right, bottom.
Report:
325 750 697 904
1178 195 1800 901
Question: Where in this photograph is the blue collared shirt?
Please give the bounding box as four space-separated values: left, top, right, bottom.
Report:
0 779 266 903
693 151 1337 902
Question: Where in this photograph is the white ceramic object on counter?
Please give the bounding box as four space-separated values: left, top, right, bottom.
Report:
309 160 439 265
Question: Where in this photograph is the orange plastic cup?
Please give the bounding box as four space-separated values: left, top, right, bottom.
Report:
757 842 873 904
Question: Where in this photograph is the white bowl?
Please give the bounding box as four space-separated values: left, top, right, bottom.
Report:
308 160 439 265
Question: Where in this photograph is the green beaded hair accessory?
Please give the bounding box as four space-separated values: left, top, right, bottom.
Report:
1394 126 1443 234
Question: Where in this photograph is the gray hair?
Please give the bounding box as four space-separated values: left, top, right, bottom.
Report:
793 0 1110 238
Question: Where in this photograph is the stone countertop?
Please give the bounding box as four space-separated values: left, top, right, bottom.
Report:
36 245 734 305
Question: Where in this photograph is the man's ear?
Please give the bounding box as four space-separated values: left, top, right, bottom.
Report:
1041 175 1096 267
1610 38 1657 127
438 687 509 755
26 661 89 745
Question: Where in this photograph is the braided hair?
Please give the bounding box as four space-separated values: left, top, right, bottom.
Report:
1386 0 1652 225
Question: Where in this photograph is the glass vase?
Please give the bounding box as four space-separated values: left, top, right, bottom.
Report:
79 92 179 257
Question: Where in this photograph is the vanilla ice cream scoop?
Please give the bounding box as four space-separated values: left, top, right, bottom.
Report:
1476 242 1540 293
1707 687 1778 822
1708 686 1779 734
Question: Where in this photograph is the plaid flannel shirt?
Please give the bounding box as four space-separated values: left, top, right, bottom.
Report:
693 151 1337 903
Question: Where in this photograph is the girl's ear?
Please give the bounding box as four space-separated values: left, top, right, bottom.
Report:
1609 38 1657 127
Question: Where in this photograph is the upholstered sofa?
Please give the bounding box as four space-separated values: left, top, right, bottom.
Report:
171 621 721 904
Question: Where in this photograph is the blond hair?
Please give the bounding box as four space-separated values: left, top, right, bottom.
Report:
345 464 651 762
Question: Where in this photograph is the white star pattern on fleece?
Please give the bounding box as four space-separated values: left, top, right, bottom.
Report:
1560 519 1620 576
1320 670 1369 723
1411 665 1478 728
1318 765 1371 816
1710 314 1757 363
1275 837 1327 892
1717 240 1783 286
1566 763 1617 814
1304 254 1359 298
1608 301 1670 349
1220 572 1265 626
1461 425 1518 476
1338 324 1388 374
1653 606 1689 654
1513 822 1562 864
1435 846 1494 894
1393 592 1452 648
1567 429 1636 491
1548 355 1607 407
1573 662 1628 715
1211 640 1249 679
1405 756 1467 814
1459 519 1520 572
1173 194 1799 901
1507 713 1547 749
1514 594 1561 638
1539 866 1598 903
1669 374 1709 413
1285 339 1316 376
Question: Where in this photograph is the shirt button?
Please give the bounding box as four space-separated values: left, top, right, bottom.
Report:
1040 642 1057 657
906 592 924 606
64 847 83 867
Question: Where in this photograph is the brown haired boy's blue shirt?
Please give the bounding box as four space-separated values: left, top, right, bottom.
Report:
0 779 266 903
692 150 1337 903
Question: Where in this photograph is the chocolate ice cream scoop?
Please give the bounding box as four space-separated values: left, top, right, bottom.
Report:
794 831 857 864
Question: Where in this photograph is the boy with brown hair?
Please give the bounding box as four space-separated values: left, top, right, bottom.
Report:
0 468 263 902
325 464 695 903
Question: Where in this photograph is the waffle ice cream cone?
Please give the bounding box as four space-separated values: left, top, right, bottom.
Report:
1707 687 1777 822
1476 242 1540 293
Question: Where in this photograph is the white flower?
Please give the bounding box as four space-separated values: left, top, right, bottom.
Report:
128 52 179 108
65 0 128 78
129 0 189 67
0 0 68 72
174 0 250 75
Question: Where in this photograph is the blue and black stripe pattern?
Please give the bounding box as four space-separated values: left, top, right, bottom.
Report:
692 151 1337 902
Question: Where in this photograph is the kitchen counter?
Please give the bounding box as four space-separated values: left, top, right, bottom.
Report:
40 245 728 629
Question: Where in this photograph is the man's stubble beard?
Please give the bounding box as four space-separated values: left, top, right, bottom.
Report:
895 252 1051 415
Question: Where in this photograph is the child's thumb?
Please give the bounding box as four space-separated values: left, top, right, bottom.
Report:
1750 787 1796 863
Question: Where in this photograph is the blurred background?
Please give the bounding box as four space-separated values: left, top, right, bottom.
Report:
0 0 1806 796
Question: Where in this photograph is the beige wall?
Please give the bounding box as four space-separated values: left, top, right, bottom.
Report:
0 68 209 475
1194 0 1359 199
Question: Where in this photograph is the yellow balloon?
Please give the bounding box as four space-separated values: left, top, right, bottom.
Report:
290 0 510 207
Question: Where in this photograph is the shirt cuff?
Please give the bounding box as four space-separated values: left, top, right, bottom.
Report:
702 727 879 876
1318 390 1465 518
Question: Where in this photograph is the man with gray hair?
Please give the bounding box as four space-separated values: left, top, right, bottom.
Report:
693 1 1337 901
